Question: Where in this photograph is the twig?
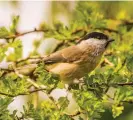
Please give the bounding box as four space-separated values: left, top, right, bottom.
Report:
104 58 114 67
16 56 43 64
15 70 40 88
122 100 133 104
0 65 41 88
91 82 133 87
104 52 113 56
0 88 47 97
122 20 133 26
0 29 48 39
5 64 41 89
116 82 133 86
67 111 82 117
0 92 15 97
52 41 65 52
16 66 58 109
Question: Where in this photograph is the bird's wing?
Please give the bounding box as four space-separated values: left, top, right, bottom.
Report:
43 45 84 64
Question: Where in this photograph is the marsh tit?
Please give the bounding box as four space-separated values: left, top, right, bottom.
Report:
42 32 114 84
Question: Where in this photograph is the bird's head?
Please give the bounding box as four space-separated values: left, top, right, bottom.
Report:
80 32 114 48
78 32 114 57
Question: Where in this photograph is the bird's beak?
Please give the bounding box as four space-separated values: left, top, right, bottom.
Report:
105 38 114 48
107 38 115 43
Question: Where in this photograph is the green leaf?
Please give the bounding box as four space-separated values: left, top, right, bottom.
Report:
0 27 9 38
7 39 22 61
126 56 133 73
0 97 14 120
10 15 19 34
34 62 59 88
59 114 73 120
21 101 58 120
0 97 13 111
73 90 105 119
0 47 8 61
78 116 84 120
112 104 124 118
0 73 29 96
58 97 69 111
11 110 18 118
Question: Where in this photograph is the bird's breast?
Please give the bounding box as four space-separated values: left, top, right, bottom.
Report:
46 59 100 84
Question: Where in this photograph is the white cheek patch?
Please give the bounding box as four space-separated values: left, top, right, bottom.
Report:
81 38 106 56
83 38 106 45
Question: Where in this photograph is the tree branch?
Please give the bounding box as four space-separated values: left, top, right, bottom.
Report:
0 88 47 97
67 111 82 117
116 82 133 86
0 28 49 39
103 58 114 67
91 82 133 87
0 92 15 97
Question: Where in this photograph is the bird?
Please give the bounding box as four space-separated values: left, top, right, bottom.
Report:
42 32 114 84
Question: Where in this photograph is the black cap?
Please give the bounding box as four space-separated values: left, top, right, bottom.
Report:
82 32 109 40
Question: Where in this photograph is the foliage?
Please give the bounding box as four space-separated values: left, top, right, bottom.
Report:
0 1 133 120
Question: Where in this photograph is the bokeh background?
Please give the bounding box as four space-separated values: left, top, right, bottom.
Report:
0 1 133 120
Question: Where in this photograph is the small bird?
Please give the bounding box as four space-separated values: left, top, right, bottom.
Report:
43 32 114 84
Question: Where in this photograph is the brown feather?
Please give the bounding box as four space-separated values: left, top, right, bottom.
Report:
43 42 104 84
